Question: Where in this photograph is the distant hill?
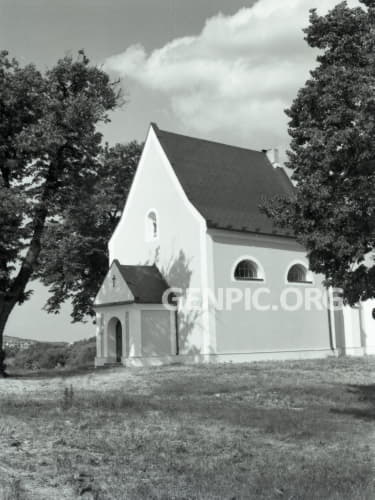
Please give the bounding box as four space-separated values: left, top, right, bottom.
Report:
8 336 96 370
4 335 38 348
4 335 68 349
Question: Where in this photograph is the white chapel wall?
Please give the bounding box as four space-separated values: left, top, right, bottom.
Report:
210 230 332 357
108 127 208 355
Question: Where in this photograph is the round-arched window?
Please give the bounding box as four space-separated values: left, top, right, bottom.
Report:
287 263 309 283
146 210 158 240
234 259 260 281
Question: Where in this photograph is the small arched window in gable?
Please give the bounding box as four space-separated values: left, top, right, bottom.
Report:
146 210 158 241
234 259 261 281
287 263 311 283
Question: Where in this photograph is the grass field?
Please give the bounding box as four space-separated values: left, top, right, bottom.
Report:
1 357 375 499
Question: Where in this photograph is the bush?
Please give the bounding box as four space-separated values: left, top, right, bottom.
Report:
66 337 96 368
4 344 21 359
12 343 69 370
12 337 96 371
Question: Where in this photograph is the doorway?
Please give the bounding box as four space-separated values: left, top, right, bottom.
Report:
115 320 122 362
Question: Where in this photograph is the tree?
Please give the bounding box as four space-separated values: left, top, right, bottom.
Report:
36 141 142 322
263 0 375 305
0 51 121 376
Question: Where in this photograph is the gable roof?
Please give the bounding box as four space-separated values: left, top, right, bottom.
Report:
114 261 170 304
152 123 294 237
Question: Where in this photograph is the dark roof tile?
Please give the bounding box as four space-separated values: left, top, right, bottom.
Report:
115 261 170 304
153 124 294 236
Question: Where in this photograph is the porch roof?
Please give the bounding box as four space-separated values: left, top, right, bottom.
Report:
115 261 170 304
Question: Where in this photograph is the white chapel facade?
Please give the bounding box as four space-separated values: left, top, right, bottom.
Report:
94 123 375 366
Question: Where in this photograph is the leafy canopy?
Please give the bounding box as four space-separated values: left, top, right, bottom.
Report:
36 141 142 321
0 50 142 376
264 0 375 305
0 50 142 326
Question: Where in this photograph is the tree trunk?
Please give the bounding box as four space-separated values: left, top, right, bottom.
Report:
0 157 61 376
0 214 49 376
0 300 14 376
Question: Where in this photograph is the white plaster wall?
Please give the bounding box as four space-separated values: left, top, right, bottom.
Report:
94 305 138 363
95 262 134 305
109 126 208 355
141 309 173 356
340 251 375 354
340 305 363 355
360 299 375 354
205 232 217 353
95 312 104 358
210 230 332 355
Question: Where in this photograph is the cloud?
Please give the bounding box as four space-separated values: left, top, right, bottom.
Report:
105 0 361 150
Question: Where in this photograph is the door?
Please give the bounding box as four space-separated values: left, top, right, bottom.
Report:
125 311 130 357
115 320 123 362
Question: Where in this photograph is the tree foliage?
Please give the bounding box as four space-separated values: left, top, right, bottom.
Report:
36 141 142 321
263 0 375 305
0 50 124 375
11 337 97 371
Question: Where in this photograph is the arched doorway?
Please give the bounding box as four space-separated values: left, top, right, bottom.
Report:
115 320 122 362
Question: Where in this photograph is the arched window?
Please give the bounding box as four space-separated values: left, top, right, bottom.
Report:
287 263 310 283
234 259 260 281
146 210 158 241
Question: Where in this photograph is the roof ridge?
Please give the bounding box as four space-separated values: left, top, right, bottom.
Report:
148 122 294 238
154 125 265 156
119 263 156 269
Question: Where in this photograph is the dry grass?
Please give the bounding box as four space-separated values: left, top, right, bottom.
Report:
1 357 375 499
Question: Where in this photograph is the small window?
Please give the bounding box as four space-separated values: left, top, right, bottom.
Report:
146 211 158 241
234 259 261 281
287 264 310 283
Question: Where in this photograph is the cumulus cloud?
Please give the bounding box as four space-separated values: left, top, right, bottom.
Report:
105 0 360 150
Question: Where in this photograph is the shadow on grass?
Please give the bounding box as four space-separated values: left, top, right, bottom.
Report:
0 391 155 420
3 367 373 439
0 387 342 442
7 364 98 379
330 384 375 420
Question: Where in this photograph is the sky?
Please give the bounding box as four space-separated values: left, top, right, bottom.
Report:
1 0 360 342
